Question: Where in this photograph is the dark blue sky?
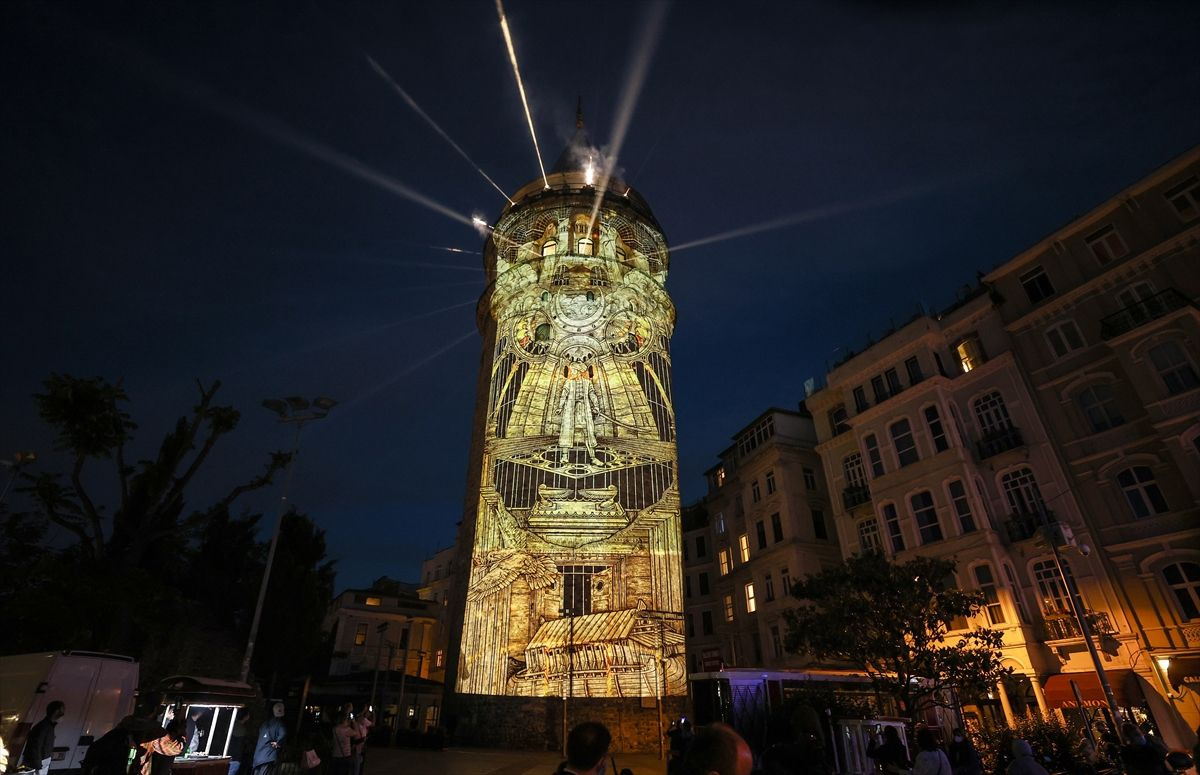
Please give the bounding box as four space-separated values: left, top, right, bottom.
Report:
4 1 1198 591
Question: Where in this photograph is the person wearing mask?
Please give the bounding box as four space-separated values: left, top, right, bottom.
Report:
869 726 911 775
948 728 981 775
912 729 951 775
679 723 754 775
23 701 66 775
1006 740 1049 775
252 704 287 775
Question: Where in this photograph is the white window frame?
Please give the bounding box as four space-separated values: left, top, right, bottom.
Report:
1084 224 1128 266
744 582 757 614
1045 320 1086 359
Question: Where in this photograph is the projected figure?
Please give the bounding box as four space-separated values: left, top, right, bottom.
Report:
556 355 601 464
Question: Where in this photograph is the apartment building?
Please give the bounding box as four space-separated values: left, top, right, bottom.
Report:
417 544 458 684
804 146 1200 747
682 408 842 676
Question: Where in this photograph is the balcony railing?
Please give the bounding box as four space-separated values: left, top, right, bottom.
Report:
1041 610 1114 640
976 425 1024 460
1100 288 1195 340
1004 509 1055 543
842 485 871 510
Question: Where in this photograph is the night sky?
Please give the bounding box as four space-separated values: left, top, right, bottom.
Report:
4 1 1199 591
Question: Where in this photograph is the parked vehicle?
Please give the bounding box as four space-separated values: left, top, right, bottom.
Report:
0 652 139 773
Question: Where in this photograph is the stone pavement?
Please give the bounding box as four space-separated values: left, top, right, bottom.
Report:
364 745 670 775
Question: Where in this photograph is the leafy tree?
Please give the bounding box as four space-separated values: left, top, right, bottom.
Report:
781 553 1011 721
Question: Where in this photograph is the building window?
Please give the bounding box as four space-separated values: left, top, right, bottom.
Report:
712 467 727 489
1163 562 1200 620
781 567 791 597
1020 265 1055 304
1004 563 1030 622
541 240 557 257
905 356 924 385
885 367 903 395
771 512 783 542
843 453 866 488
890 419 919 467
1116 281 1156 309
865 435 885 478
1045 320 1086 358
812 509 828 540
911 491 942 544
1148 341 1200 395
947 479 976 534
703 610 714 634
803 467 817 490
686 613 695 638
955 336 985 373
756 520 767 550
882 503 905 553
1077 383 1125 432
354 623 368 646
751 480 762 503
745 583 757 613
770 624 784 657
765 470 776 495
1033 559 1072 616
764 573 776 602
871 375 888 403
714 512 727 535
561 565 606 615
738 533 750 562
1001 467 1044 516
924 405 949 452
1164 175 1200 221
973 391 1013 435
829 405 850 436
858 518 882 554
974 564 1007 625
853 386 869 412
695 535 708 558
364 596 382 606
699 572 710 596
738 415 776 456
723 595 734 623
1084 224 1128 265
1116 466 1169 519
718 548 731 576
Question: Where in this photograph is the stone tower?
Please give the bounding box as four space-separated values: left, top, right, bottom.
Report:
446 119 685 748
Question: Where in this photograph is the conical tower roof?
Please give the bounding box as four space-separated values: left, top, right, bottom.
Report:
551 98 591 174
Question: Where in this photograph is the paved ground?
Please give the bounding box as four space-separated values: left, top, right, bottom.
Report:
365 745 670 775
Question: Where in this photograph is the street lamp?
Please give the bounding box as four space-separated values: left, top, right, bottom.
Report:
238 395 336 684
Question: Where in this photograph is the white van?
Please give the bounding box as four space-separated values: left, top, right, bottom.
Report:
0 652 139 773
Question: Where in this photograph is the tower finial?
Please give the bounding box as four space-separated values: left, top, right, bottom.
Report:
576 96 584 129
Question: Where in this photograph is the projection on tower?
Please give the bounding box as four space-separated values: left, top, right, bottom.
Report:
457 129 685 700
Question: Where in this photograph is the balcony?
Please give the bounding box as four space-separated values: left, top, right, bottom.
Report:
842 485 871 510
1004 509 1055 543
1100 288 1195 340
1041 610 1115 641
976 425 1024 460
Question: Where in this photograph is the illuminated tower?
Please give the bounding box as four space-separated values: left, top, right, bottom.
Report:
447 119 685 745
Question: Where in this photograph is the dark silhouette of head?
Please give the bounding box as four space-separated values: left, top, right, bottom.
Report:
682 723 753 775
566 721 612 772
884 726 902 744
917 729 939 751
46 701 66 720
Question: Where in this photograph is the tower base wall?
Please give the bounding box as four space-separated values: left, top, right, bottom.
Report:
445 693 689 753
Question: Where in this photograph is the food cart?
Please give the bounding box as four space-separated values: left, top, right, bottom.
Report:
155 676 259 775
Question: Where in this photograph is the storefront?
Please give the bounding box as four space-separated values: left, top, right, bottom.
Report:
1042 670 1166 736
155 676 259 775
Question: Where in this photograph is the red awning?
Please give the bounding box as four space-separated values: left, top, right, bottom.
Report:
1042 671 1138 709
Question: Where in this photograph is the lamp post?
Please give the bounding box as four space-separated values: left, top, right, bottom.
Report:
239 395 336 684
560 606 575 757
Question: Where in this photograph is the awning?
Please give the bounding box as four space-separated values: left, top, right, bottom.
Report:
1041 671 1138 709
1166 656 1200 691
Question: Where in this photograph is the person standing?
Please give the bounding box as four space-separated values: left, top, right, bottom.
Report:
553 722 615 775
352 711 373 775
1005 740 1049 775
329 711 356 775
252 704 287 775
680 723 755 775
869 726 911 775
912 729 951 775
23 701 66 775
948 729 981 775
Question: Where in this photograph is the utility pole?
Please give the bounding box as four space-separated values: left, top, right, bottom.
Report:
369 621 388 711
396 618 413 732
560 606 575 757
239 396 336 684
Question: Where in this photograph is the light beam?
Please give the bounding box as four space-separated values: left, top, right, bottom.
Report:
342 328 478 408
495 0 549 188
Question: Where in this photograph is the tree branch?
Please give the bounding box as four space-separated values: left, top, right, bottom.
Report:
70 454 106 558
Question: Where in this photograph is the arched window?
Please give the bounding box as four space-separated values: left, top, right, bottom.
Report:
864 435 885 477
541 240 557 256
843 453 866 489
1116 466 1169 518
973 391 1012 435
890 419 919 467
910 491 942 544
973 564 1006 625
858 518 882 554
1001 467 1043 515
1162 562 1200 620
880 503 904 553
1033 559 1072 616
1148 341 1200 395
1077 383 1124 432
